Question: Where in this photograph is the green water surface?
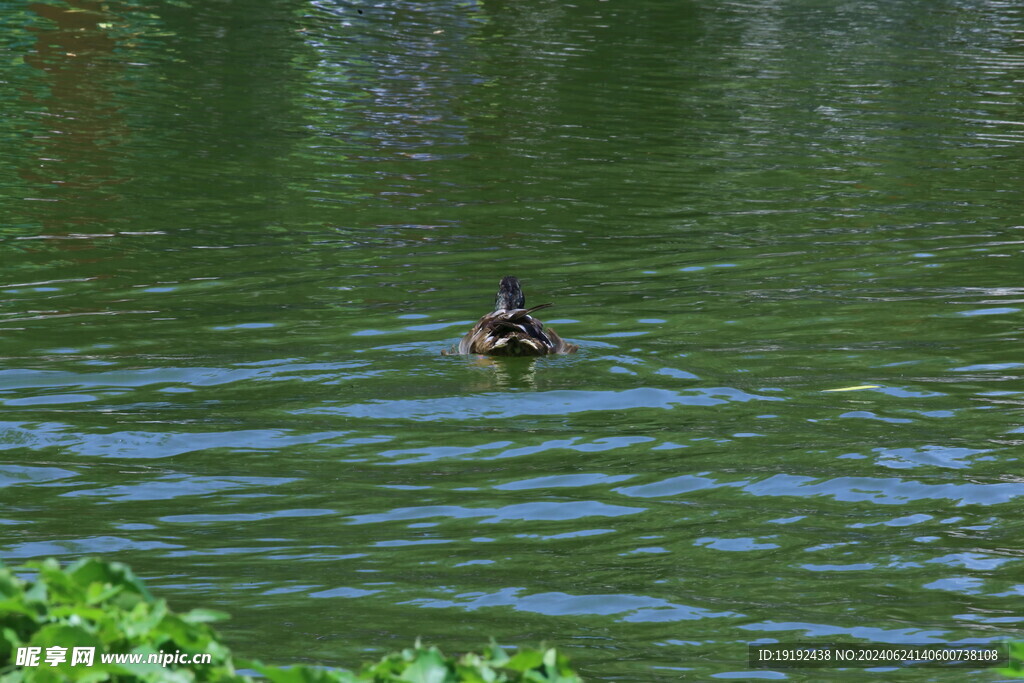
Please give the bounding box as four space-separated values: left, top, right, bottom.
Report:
1 1 1023 680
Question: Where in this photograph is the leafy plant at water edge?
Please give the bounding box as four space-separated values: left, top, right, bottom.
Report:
998 642 1024 678
0 557 582 682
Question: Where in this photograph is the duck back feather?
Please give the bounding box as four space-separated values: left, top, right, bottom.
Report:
447 279 578 356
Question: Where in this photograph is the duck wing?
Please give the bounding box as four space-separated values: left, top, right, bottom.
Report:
491 304 551 333
455 306 551 355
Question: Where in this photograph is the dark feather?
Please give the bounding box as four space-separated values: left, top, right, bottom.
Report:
446 279 578 356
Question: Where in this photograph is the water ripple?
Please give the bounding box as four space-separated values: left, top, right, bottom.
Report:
347 501 645 526
307 387 785 420
409 587 737 621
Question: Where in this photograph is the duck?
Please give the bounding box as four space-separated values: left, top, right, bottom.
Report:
446 276 578 356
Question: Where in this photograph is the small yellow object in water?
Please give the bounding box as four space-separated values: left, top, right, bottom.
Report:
823 385 881 392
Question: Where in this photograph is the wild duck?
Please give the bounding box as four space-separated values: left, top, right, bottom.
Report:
447 276 578 356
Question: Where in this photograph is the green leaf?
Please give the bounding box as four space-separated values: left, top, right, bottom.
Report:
999 641 1024 677
29 622 101 650
1 558 584 683
0 569 24 599
248 660 360 682
484 641 508 666
504 649 544 673
179 608 230 624
69 557 153 601
399 648 450 683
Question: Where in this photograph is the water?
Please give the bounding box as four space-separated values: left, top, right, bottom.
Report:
2 0 1023 680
